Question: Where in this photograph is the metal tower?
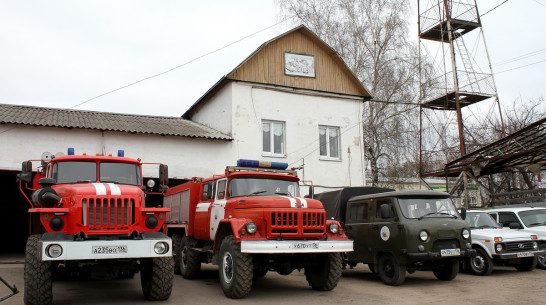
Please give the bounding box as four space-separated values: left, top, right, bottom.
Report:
417 0 505 206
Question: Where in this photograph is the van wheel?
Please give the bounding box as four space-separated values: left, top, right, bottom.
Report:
218 236 253 299
469 249 493 276
24 235 53 305
514 257 537 271
378 253 406 286
180 236 201 279
432 260 459 281
304 253 342 291
537 244 546 270
140 257 174 301
171 234 181 274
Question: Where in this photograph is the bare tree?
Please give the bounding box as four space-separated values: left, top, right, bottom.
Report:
278 0 429 185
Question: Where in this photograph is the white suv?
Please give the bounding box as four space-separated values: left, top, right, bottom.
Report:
464 210 542 275
487 207 546 269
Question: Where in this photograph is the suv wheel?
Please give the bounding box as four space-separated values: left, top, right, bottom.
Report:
469 248 493 276
378 253 406 286
514 257 537 271
537 244 546 270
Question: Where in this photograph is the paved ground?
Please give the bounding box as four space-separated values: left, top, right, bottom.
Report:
2 254 546 305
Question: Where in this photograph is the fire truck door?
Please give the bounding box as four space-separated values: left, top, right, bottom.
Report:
210 179 227 240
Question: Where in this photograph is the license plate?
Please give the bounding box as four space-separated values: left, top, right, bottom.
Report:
92 245 128 254
440 248 460 257
517 252 534 258
292 242 319 250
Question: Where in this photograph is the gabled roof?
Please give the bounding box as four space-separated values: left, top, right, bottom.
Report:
184 25 371 119
0 103 231 140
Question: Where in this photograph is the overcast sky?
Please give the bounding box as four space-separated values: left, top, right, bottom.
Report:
1 0 545 117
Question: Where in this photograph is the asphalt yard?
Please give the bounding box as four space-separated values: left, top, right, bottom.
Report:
1 255 545 305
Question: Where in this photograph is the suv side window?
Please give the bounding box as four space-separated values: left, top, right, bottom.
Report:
376 199 395 220
349 201 369 221
498 212 521 227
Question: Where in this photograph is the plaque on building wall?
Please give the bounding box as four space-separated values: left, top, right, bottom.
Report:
284 52 315 78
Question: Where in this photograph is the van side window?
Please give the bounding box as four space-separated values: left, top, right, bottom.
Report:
349 201 369 221
217 180 226 199
376 199 394 220
498 212 520 227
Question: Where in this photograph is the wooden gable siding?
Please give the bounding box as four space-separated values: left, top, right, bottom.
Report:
227 29 368 97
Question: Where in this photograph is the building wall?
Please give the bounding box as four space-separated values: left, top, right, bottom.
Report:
0 124 232 179
190 83 233 135
229 82 365 188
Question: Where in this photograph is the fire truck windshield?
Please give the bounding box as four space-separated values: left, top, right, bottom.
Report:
228 177 300 198
51 161 141 185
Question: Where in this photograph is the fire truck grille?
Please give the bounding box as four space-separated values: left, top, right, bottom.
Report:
83 197 135 230
268 210 325 237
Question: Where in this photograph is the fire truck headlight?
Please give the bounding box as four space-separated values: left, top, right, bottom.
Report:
146 179 156 188
46 244 63 258
329 223 339 234
50 217 64 231
145 216 159 229
154 242 169 254
246 222 257 234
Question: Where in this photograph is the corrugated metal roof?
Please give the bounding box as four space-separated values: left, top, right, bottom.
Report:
0 103 232 140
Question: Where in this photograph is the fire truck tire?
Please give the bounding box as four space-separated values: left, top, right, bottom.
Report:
180 236 201 279
304 253 342 291
24 235 53 305
218 235 253 299
171 234 182 274
140 257 174 301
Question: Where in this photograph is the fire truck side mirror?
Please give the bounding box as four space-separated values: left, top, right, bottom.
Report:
159 164 169 192
16 161 33 184
207 181 215 200
308 186 314 199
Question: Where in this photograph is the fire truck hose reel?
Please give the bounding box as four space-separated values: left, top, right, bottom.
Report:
31 187 61 207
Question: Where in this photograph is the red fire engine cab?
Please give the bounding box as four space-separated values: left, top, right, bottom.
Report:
162 159 353 299
17 148 174 305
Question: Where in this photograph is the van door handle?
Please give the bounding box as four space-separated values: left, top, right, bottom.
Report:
372 225 379 230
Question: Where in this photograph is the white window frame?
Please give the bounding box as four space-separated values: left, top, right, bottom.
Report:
319 125 341 160
262 120 286 157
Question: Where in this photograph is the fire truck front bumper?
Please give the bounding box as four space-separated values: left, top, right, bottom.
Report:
241 239 354 254
39 232 172 261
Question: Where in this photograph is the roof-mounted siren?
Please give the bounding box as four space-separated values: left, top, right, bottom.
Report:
41 151 53 166
118 150 124 157
236 159 288 170
67 148 75 155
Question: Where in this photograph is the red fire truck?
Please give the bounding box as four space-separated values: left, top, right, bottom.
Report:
17 148 174 305
162 159 353 299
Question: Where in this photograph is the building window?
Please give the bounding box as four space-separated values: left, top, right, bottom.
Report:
263 120 285 156
319 126 340 159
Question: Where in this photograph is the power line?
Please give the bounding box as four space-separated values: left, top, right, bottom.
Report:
69 18 291 110
496 58 546 74
480 0 510 17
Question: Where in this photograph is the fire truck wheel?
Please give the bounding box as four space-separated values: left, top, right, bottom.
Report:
24 234 53 305
304 253 342 291
378 253 406 286
218 235 253 299
171 234 182 275
180 236 201 279
140 257 174 301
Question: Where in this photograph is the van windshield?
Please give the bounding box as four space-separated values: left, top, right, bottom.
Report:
398 198 458 219
228 177 300 198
